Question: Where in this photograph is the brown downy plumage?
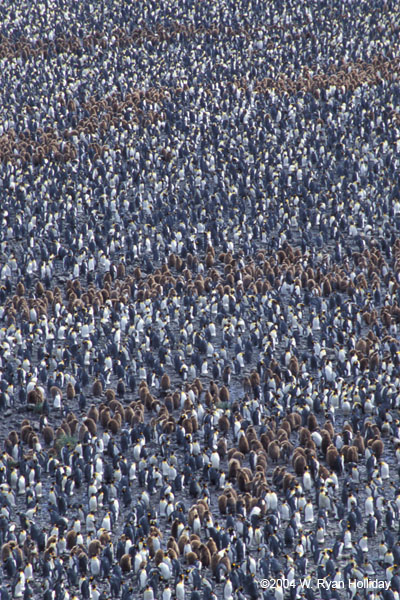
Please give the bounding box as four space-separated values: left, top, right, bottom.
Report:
166 538 179 558
228 458 241 481
107 418 120 435
236 469 251 492
92 380 103 397
66 530 77 550
218 414 230 433
267 441 280 463
105 389 116 402
299 427 311 445
185 551 197 565
207 537 218 557
160 373 170 391
307 413 318 432
238 433 250 454
120 554 132 572
326 444 339 468
87 404 99 423
177 534 189 555
88 539 102 557
199 543 211 567
293 454 307 476
218 494 227 514
84 418 97 436
371 438 384 458
353 433 365 456
42 426 55 445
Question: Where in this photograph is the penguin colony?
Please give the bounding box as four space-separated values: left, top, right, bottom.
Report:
1 0 400 599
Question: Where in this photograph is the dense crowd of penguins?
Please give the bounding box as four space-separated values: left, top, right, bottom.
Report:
1 0 400 598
